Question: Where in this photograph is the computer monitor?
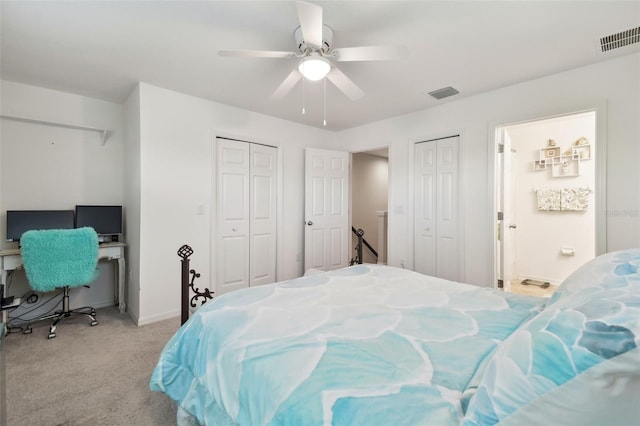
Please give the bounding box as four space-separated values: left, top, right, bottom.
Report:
75 205 122 241
5 210 75 242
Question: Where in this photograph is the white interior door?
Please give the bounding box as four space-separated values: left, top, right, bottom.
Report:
435 137 459 281
249 143 277 286
217 139 250 294
216 139 278 294
414 142 436 276
501 131 517 287
414 136 459 281
304 148 349 271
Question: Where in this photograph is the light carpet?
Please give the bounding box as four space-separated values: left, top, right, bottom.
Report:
5 306 180 425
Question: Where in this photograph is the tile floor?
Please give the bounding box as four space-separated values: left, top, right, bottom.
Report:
509 278 558 298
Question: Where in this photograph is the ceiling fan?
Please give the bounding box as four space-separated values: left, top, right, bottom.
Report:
218 1 408 102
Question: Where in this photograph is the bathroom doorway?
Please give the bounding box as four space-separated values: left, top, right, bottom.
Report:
496 111 598 294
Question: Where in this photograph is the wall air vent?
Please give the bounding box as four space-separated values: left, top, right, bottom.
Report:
427 86 459 100
600 26 640 52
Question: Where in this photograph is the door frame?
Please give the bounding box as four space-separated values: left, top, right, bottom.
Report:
407 131 466 281
496 128 518 290
349 146 390 265
489 102 608 290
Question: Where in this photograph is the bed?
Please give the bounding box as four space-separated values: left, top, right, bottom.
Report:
150 249 640 425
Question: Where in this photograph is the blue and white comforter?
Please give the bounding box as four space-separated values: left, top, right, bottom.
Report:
150 265 545 425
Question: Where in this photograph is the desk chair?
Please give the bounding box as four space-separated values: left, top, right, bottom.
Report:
20 227 100 339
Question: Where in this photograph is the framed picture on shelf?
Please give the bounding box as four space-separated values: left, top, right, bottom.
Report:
545 147 560 158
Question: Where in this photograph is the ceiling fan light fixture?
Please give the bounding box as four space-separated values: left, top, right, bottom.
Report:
299 56 331 81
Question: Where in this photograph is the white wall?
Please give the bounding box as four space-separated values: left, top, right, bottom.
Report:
333 53 640 287
351 152 388 264
507 112 596 284
130 83 333 325
123 85 141 322
0 80 124 312
3 52 638 325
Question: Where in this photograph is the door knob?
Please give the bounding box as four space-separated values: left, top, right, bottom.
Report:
307 221 313 226
509 224 517 229
232 227 238 231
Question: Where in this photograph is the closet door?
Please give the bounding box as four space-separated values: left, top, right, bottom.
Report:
414 136 459 281
217 139 250 294
435 137 459 281
249 143 277 286
414 142 437 276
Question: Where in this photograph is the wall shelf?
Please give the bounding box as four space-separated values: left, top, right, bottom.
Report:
0 114 111 145
533 143 590 177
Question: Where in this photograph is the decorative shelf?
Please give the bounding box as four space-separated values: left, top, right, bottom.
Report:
551 159 580 177
533 142 590 178
0 114 111 145
572 145 591 160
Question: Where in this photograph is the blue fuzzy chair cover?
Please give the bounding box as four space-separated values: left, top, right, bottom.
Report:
21 227 100 293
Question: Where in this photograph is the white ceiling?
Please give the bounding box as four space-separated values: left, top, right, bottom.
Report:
1 1 639 131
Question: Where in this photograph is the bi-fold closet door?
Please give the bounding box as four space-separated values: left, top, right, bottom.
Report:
216 138 276 295
414 136 460 281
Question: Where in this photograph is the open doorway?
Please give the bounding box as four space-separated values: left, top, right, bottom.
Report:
496 111 597 296
350 148 389 265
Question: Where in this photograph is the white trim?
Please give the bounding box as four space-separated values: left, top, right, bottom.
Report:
135 310 179 326
458 133 466 282
349 146 391 265
348 152 353 261
594 102 608 256
209 132 218 296
276 140 284 283
350 145 390 155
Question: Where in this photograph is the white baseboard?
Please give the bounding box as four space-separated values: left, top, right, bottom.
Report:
93 300 119 310
135 310 180 326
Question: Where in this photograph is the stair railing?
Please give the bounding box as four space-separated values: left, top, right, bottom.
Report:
349 227 378 265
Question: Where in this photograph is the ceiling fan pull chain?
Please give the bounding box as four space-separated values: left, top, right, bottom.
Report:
301 62 306 115
323 78 327 126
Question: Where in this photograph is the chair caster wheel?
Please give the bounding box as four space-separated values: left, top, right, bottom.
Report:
90 320 98 326
24 327 33 335
48 333 56 339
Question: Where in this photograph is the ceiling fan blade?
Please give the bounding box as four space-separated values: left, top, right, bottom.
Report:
332 45 409 62
296 1 323 48
271 69 303 100
218 49 297 59
326 67 365 101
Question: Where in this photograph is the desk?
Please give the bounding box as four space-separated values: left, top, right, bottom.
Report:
0 242 126 317
0 318 5 423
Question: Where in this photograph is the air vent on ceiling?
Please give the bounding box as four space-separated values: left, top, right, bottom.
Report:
427 86 459 100
600 26 640 52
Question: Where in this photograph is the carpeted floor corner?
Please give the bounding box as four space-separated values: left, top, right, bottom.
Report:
5 306 180 426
